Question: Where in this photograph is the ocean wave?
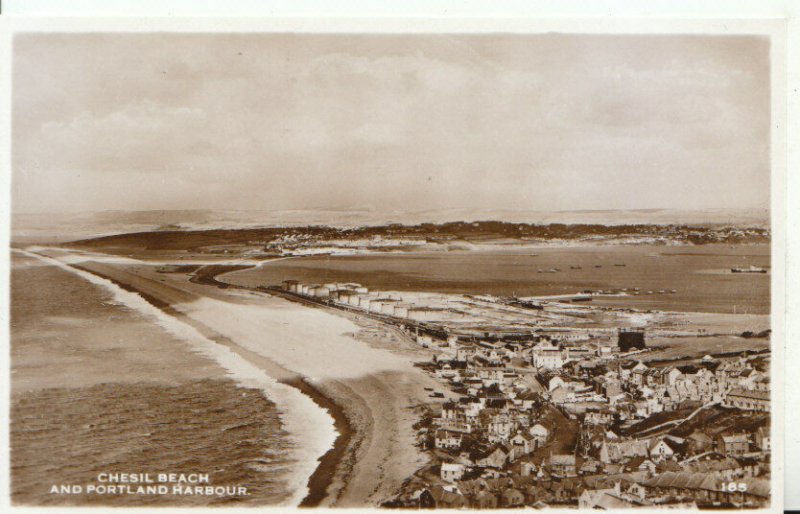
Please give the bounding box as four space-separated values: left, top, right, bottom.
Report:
16 248 338 507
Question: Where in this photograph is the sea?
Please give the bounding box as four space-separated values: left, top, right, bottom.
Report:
224 244 770 315
10 253 296 506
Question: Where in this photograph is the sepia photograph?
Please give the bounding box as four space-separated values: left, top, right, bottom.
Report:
4 15 786 511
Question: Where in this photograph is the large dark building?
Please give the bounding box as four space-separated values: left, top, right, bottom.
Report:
618 329 646 352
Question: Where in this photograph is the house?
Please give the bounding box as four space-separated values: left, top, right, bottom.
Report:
487 414 515 442
529 423 550 447
459 397 483 420
631 361 649 386
549 454 577 476
600 439 650 464
642 471 727 505
644 367 671 387
625 456 656 475
515 390 540 412
717 433 750 456
687 430 713 454
472 445 509 469
471 490 498 509
605 381 624 401
456 345 478 361
594 344 612 358
420 486 468 508
579 484 652 509
550 385 573 405
440 462 465 482
667 367 684 385
580 458 602 475
649 436 685 461
650 439 675 460
435 430 463 450
680 452 750 481
584 411 613 426
441 401 463 420
724 387 770 412
500 487 525 507
532 342 564 369
508 431 535 459
549 375 566 392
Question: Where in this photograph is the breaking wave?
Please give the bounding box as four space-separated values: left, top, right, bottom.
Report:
15 248 338 506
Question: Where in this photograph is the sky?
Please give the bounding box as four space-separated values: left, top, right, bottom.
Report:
12 33 771 215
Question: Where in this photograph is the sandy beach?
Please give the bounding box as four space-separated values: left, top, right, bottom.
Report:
36 250 447 507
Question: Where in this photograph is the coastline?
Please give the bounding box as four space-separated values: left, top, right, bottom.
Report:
284 376 353 507
190 264 356 506
69 261 351 506
53 253 438 507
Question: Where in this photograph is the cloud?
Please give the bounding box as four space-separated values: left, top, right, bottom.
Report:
37 100 209 173
12 34 770 214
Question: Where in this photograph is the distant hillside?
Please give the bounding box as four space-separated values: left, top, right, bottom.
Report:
68 221 770 253
13 207 769 244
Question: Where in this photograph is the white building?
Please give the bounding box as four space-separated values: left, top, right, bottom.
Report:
440 463 465 482
309 286 330 298
532 342 564 369
393 303 410 318
407 307 449 322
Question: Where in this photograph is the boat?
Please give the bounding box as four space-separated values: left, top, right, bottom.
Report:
731 265 767 274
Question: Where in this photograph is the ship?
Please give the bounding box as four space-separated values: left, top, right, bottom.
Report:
731 265 767 274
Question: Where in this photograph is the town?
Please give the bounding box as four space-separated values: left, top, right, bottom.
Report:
277 279 771 509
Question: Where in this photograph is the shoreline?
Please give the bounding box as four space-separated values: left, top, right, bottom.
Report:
284 376 353 507
70 262 353 507
60 252 445 507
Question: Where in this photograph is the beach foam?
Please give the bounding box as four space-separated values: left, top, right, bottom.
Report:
16 248 337 506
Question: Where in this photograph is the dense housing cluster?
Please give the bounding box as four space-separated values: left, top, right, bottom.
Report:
404 338 771 509
279 279 770 509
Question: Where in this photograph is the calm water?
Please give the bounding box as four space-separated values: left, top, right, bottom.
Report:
227 244 770 315
10 254 293 506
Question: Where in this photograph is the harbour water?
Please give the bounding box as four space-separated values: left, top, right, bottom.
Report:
225 244 770 315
